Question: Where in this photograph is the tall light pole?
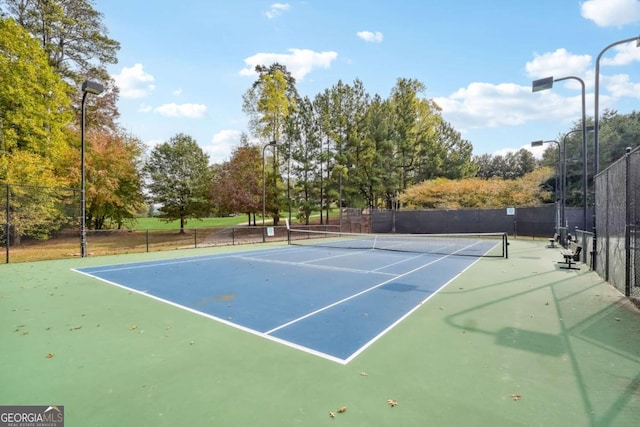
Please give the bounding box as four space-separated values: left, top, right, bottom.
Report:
262 140 278 242
80 80 104 257
594 36 640 176
532 75 587 231
531 139 561 232
593 36 640 270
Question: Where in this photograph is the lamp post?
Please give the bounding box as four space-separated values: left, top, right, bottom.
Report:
262 140 278 242
80 80 104 258
594 36 640 176
531 139 561 232
593 36 640 270
532 75 587 231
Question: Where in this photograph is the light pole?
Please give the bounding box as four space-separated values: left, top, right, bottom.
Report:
594 36 640 176
593 36 640 270
531 139 561 232
262 140 278 242
80 80 104 257
532 75 587 231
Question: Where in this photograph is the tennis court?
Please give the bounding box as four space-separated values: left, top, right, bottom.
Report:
2 236 639 426
74 231 506 363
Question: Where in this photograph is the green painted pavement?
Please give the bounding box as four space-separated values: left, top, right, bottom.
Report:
1 239 638 426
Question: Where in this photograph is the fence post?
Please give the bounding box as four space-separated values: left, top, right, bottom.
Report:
625 147 632 296
5 183 9 264
146 229 149 253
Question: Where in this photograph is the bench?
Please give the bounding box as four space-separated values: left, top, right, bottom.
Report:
558 241 581 270
548 233 559 248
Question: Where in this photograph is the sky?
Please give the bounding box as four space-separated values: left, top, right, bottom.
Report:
98 0 640 164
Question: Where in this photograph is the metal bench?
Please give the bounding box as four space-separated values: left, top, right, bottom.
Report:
548 233 559 248
558 241 581 270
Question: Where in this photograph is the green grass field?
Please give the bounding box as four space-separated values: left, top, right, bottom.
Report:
132 216 250 230
131 211 331 230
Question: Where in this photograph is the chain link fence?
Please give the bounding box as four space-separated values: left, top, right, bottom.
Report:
594 146 640 301
1 183 80 263
1 182 354 263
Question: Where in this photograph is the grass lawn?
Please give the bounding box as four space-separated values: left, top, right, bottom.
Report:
132 215 252 230
131 211 332 230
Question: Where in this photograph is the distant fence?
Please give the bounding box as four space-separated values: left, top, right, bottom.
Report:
0 217 347 264
370 205 589 239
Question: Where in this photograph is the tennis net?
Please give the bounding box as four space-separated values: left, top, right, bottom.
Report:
287 228 508 258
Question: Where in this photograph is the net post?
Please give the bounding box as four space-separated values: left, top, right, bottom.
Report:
504 232 509 259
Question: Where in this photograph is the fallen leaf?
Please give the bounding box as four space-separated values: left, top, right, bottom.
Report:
360 372 368 376
387 399 398 407
337 406 347 413
328 412 335 418
129 325 137 330
511 394 521 401
45 353 54 358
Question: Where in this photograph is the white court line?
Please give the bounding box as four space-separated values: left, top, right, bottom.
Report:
73 246 303 273
73 268 349 364
263 252 450 335
233 255 397 276
370 252 427 272
343 254 483 364
73 238 494 364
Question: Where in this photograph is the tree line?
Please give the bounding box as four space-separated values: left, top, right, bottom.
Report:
1 1 639 241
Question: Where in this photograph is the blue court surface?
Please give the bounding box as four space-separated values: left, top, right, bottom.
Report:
74 243 495 364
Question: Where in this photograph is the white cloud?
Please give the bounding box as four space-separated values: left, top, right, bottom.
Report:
201 129 242 164
601 41 640 66
434 82 583 131
172 88 183 96
525 48 591 80
266 3 290 19
357 31 383 43
581 0 640 27
113 64 155 99
138 104 153 113
153 103 207 118
604 73 640 98
239 48 338 81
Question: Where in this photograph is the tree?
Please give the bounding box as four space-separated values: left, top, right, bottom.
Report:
210 135 262 224
474 149 537 180
364 95 395 208
3 0 122 136
242 63 297 142
400 168 554 209
431 120 477 179
78 130 145 229
285 96 323 224
0 18 72 162
144 134 212 232
0 17 74 242
388 78 441 193
320 79 371 217
1 0 120 82
242 63 298 225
